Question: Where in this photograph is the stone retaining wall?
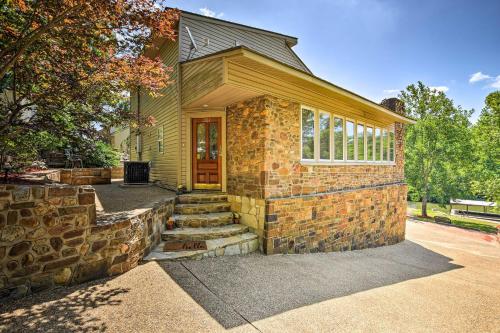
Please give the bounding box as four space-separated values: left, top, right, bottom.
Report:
0 184 173 299
60 168 112 185
264 183 407 254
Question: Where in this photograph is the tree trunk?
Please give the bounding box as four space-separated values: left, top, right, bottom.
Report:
421 196 428 217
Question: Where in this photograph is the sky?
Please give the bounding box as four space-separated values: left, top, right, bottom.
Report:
166 0 500 122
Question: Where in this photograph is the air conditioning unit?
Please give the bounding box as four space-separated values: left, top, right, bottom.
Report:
124 161 150 184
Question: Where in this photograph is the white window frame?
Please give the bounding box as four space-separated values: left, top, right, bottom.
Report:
157 125 164 153
345 118 356 162
333 115 345 162
366 125 374 161
389 127 396 162
318 111 332 161
300 106 316 161
356 121 366 162
299 105 395 166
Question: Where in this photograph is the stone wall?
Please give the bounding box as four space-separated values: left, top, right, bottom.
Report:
111 166 124 179
226 95 408 254
264 183 407 254
59 168 112 185
0 184 173 299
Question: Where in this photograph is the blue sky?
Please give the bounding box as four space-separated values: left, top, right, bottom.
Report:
167 0 500 121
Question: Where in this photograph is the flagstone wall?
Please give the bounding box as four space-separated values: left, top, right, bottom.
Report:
226 95 407 254
0 184 173 299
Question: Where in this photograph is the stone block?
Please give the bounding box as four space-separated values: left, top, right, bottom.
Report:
19 217 38 229
91 240 107 252
78 192 95 205
53 267 72 284
58 206 87 216
8 242 31 257
73 259 108 284
10 202 35 210
48 187 78 198
7 211 18 225
13 187 30 202
1 225 24 242
224 244 241 256
64 237 84 247
63 229 85 239
43 256 80 272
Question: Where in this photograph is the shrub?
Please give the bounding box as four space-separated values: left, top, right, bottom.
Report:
83 141 120 168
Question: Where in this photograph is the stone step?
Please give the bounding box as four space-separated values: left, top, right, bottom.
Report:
176 193 228 204
174 202 232 215
174 212 234 228
162 224 248 241
143 233 259 261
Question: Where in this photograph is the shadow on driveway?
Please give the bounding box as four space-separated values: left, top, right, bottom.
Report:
0 279 130 333
159 240 462 329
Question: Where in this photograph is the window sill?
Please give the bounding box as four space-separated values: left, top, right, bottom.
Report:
300 160 396 166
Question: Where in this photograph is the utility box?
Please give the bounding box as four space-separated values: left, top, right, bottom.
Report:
124 161 150 184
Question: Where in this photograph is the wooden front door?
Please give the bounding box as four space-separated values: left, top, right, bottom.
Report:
192 117 222 190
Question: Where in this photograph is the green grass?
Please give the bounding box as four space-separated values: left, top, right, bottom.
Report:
408 201 499 234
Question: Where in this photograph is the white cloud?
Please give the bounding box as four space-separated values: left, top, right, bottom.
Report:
199 7 224 18
383 89 400 95
491 76 500 89
469 71 491 83
429 86 449 93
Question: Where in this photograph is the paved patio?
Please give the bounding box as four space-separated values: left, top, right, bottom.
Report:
93 180 176 214
0 221 499 332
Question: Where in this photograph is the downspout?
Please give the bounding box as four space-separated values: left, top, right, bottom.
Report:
136 87 142 161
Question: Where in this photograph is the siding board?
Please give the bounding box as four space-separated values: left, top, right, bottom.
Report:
179 16 309 73
130 39 180 188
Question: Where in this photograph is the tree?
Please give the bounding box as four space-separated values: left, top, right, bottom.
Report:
0 0 179 162
401 82 473 217
470 91 500 203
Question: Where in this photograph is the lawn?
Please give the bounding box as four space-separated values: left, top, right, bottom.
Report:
407 201 499 234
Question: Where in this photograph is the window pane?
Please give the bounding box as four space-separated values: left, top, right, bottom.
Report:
383 129 388 161
196 123 206 160
357 123 365 161
319 113 330 160
346 120 355 160
334 117 343 160
366 126 373 161
209 122 218 160
389 130 395 161
301 108 315 159
375 128 381 161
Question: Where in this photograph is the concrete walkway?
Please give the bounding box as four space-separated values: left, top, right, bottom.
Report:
1 221 499 332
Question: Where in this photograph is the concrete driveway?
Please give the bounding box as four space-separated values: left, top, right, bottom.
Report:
1 220 499 332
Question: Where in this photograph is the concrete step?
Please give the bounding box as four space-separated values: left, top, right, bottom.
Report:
162 224 248 241
176 193 228 205
174 202 231 215
143 233 259 261
174 212 234 228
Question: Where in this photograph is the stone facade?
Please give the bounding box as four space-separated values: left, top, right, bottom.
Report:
0 184 173 299
226 95 407 254
264 184 407 254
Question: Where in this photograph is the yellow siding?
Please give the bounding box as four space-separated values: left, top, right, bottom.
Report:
181 58 224 107
130 39 180 188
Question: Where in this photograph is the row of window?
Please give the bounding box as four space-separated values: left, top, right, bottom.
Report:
301 107 395 163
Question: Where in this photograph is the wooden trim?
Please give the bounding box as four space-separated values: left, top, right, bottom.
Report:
185 110 227 192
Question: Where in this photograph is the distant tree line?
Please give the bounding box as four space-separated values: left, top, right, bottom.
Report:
401 82 499 217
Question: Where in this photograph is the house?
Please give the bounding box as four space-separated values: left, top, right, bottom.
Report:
131 10 414 255
110 126 130 156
